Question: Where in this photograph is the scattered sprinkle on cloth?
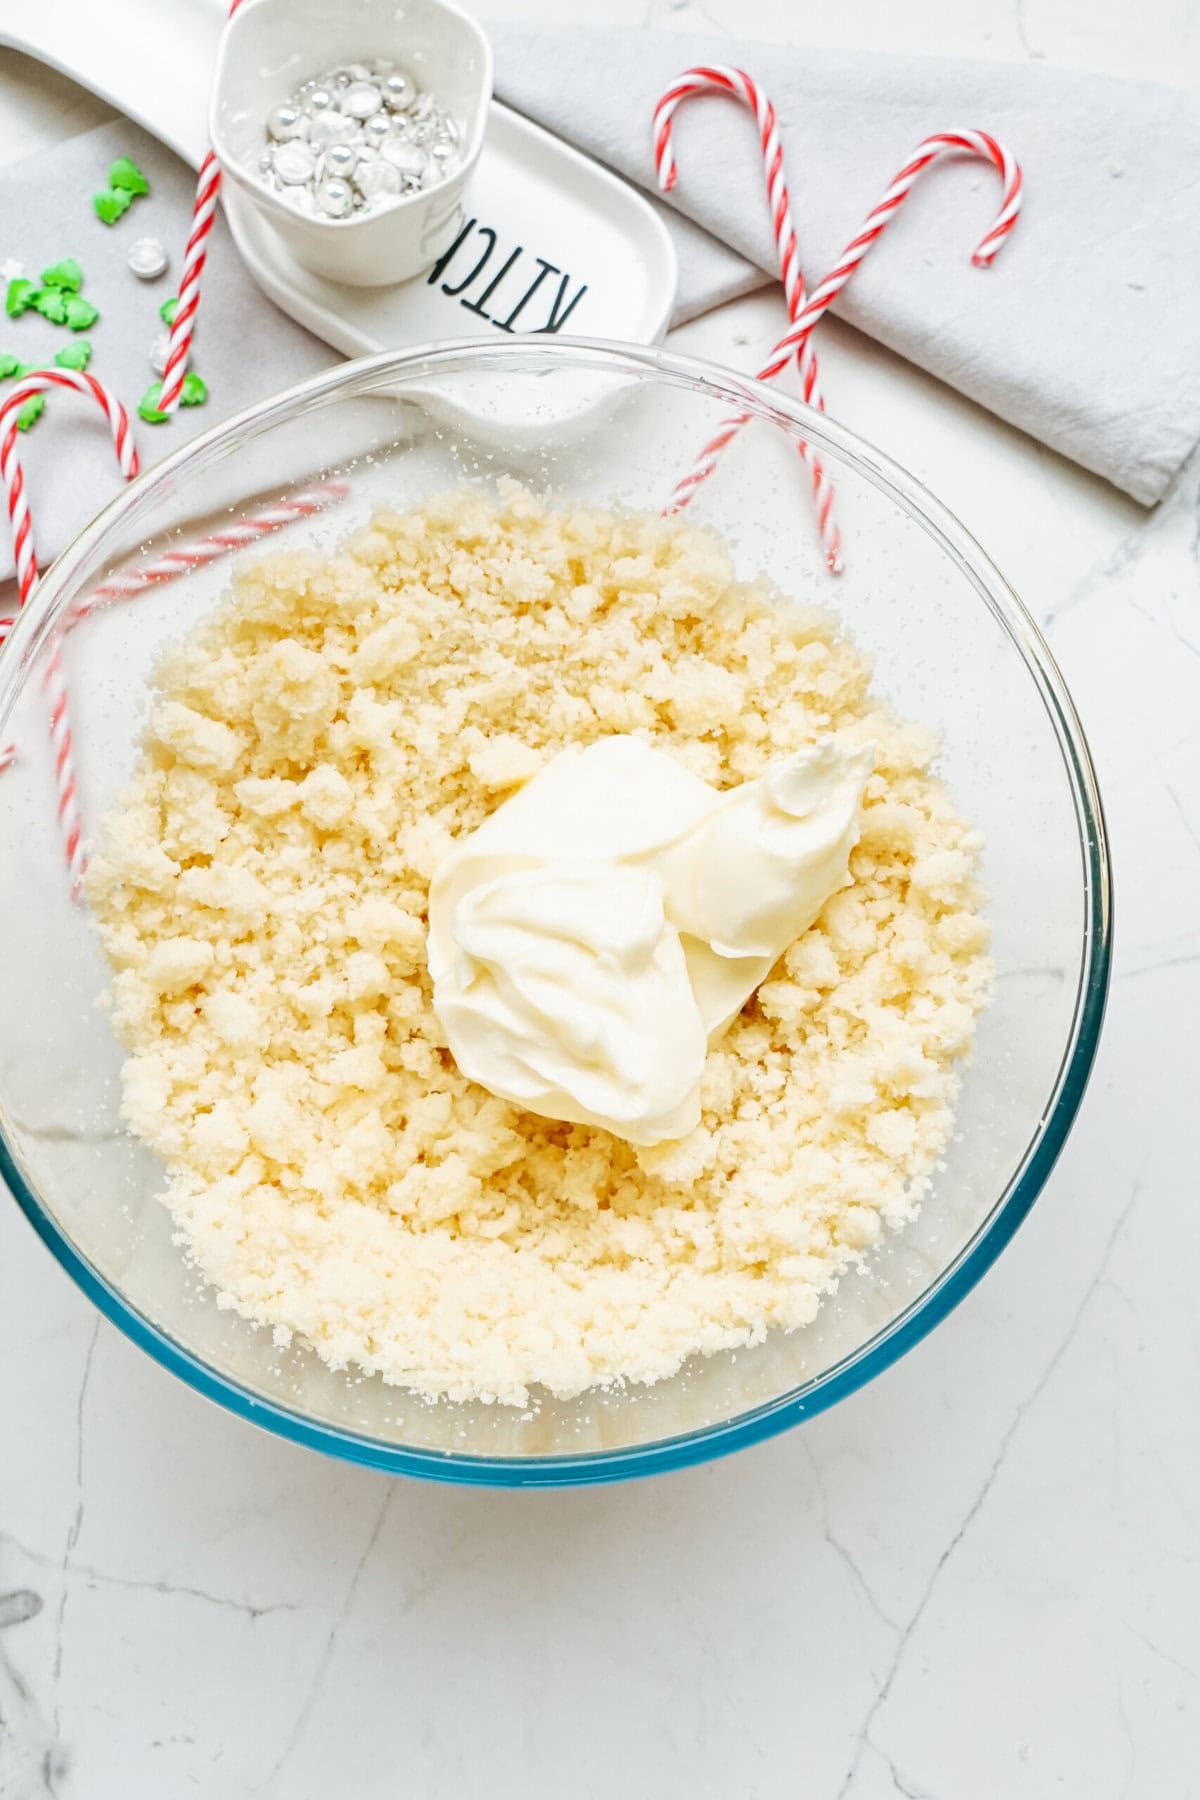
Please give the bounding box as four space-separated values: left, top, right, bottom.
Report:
0 120 333 582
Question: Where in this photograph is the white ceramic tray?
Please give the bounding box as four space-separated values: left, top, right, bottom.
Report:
0 0 677 355
222 103 675 354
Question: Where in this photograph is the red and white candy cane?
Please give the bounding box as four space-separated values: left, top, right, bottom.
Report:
156 0 247 416
0 374 137 615
658 90 1023 563
755 129 1023 380
0 476 349 856
0 369 139 898
653 66 841 570
72 480 350 621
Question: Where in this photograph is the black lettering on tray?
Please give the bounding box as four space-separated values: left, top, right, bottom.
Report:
461 246 524 320
428 220 587 335
427 218 476 287
440 227 496 297
540 275 588 334
494 259 558 333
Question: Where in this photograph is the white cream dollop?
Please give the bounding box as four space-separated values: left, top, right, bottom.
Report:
432 860 707 1144
427 735 872 1146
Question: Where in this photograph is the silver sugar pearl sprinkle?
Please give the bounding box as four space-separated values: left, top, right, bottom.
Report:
306 85 334 114
363 111 393 145
316 176 354 218
128 236 168 280
273 141 316 184
324 141 358 179
355 160 402 202
381 71 415 110
267 102 306 141
341 81 382 119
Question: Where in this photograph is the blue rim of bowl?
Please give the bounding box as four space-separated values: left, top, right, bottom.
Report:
0 339 1112 1488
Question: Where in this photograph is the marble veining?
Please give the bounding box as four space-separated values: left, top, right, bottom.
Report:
1 2 1198 1796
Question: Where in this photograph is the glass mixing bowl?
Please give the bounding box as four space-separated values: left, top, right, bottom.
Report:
0 341 1111 1486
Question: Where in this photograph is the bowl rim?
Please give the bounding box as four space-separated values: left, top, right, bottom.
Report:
0 337 1113 1488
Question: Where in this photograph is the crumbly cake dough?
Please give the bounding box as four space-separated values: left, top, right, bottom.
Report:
88 488 990 1406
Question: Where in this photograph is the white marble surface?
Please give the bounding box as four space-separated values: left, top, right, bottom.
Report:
1 3 1198 1796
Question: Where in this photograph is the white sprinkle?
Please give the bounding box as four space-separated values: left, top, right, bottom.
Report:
273 142 316 185
381 138 427 177
307 109 360 151
355 160 402 202
128 237 169 280
341 82 383 120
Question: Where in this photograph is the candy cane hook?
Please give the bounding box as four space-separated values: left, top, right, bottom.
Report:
0 369 139 898
658 97 1023 566
757 128 1023 390
0 371 138 606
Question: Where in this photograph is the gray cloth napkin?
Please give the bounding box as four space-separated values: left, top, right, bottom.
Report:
491 24 1200 505
0 120 335 582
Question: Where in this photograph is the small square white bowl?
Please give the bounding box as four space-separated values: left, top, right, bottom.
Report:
210 0 493 287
